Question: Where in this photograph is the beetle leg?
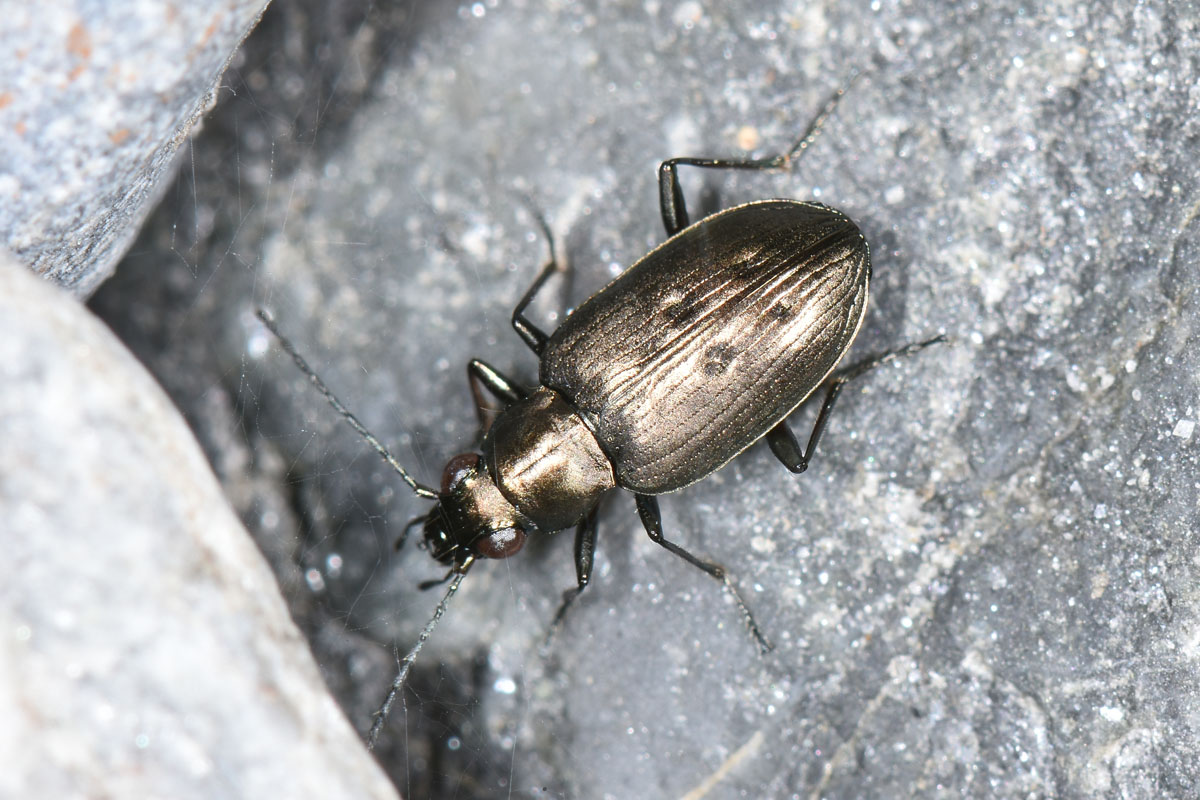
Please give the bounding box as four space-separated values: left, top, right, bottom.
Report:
511 206 566 356
767 334 948 473
544 506 601 644
765 392 841 474
835 334 948 382
634 494 722 576
634 494 772 653
657 74 860 236
468 358 528 433
468 359 526 405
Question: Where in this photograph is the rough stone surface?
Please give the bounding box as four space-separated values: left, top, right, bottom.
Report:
0 0 269 295
0 252 397 800
91 1 1200 798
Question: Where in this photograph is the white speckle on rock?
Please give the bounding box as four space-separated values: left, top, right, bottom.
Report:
750 535 776 554
672 1 703 28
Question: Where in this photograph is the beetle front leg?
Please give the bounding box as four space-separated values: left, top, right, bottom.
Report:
657 76 859 236
767 334 948 473
634 494 772 653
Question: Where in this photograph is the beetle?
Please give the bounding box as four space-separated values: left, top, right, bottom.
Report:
257 78 943 749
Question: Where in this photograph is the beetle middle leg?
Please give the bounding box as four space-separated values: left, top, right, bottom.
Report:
766 335 947 474
634 494 772 653
542 506 601 645
657 74 859 236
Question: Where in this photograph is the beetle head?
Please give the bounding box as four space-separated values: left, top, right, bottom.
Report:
422 452 528 565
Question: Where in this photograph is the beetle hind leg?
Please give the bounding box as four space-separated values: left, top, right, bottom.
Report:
634 494 772 653
767 334 948 474
657 73 861 236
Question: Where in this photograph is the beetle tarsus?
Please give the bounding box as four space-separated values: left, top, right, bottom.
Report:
721 573 774 654
418 568 455 591
541 588 579 653
781 69 863 165
657 71 862 235
836 334 948 382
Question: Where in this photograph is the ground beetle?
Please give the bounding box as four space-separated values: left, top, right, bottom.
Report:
258 79 943 749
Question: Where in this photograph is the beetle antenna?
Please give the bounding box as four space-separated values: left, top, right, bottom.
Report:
256 308 439 500
366 557 474 750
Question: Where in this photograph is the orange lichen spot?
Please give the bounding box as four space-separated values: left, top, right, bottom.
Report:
14 120 26 136
109 128 131 145
0 92 12 110
189 12 226 61
202 15 220 46
67 22 92 60
736 125 761 152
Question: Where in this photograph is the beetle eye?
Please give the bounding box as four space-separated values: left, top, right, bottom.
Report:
474 526 527 559
440 452 480 494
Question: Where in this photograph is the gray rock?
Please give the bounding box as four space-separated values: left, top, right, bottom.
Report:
0 0 269 295
0 253 397 800
91 1 1200 798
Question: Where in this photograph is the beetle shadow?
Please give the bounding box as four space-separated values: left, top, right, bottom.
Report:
694 181 726 225
851 224 919 348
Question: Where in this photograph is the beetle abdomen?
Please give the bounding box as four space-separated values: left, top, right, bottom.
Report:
541 200 870 494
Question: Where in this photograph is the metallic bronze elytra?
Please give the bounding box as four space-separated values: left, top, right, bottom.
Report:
542 200 869 494
257 76 944 750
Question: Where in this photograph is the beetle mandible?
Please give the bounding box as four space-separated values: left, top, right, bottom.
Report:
258 77 943 749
